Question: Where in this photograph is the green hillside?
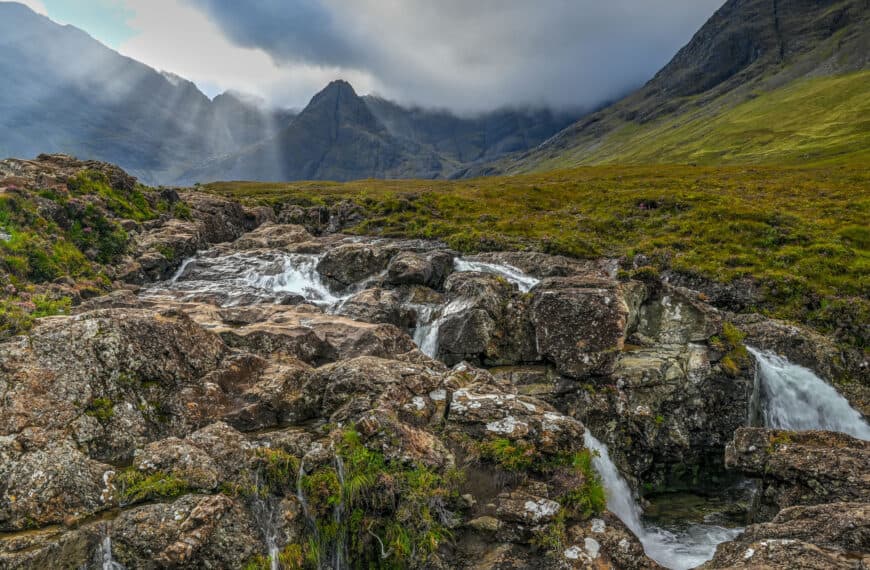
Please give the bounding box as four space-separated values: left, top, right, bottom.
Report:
524 71 870 169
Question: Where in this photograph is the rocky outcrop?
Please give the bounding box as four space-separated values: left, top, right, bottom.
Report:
724 428 870 520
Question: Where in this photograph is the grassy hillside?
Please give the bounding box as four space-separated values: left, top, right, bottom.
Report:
207 163 869 348
521 72 870 170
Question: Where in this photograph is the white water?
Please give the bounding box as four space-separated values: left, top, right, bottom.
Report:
411 298 474 358
143 251 346 308
453 259 540 292
748 347 870 440
583 432 741 570
99 529 125 570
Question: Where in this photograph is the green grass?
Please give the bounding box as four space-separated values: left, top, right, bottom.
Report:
206 163 869 348
528 71 870 169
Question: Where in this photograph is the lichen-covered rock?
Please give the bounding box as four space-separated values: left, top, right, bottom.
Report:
530 277 644 378
339 287 416 328
725 428 870 519
702 537 867 569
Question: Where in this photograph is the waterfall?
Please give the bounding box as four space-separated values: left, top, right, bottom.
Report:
331 451 348 570
453 259 540 292
748 347 870 440
411 298 473 358
168 256 195 284
295 458 320 564
583 431 741 570
245 254 343 307
98 526 125 570
250 472 283 570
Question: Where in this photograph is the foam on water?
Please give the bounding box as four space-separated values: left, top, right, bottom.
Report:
583 431 742 570
453 259 540 292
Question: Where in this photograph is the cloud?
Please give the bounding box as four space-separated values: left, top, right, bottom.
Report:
115 0 382 106
183 0 726 112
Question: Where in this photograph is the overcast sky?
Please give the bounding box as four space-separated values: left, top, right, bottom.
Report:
16 0 725 112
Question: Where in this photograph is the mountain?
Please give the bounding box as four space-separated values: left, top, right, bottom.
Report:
181 80 446 183
500 0 870 172
0 2 578 185
362 96 578 169
180 81 580 184
0 2 290 184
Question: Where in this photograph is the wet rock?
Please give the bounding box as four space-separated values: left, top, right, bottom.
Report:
315 242 395 291
438 272 537 366
725 428 870 519
702 537 867 569
228 222 313 250
339 287 416 328
565 342 753 490
386 250 455 289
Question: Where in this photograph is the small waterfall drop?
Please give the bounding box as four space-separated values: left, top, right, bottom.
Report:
748 347 870 440
583 432 741 570
98 525 125 570
453 259 540 292
331 451 348 570
250 472 283 570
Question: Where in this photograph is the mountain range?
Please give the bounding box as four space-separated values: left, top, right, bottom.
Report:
0 1 579 185
0 0 867 185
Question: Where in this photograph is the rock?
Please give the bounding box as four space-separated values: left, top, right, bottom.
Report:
530 276 644 378
315 242 395 291
725 428 870 519
564 342 753 491
110 494 262 568
228 222 313 251
386 250 455 289
702 537 867 569
565 513 661 569
339 287 416 328
735 503 869 553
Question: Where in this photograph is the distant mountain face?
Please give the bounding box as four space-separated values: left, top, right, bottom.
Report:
0 2 291 185
0 2 578 185
179 82 580 184
499 0 870 171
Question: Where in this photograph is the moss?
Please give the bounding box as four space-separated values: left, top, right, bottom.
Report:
478 438 539 472
115 469 189 504
85 397 114 422
712 322 751 377
255 448 300 495
297 427 461 568
558 450 606 519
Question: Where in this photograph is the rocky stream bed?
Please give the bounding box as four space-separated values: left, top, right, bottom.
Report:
0 163 868 569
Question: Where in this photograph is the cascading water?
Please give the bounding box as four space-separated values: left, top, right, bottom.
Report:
453 259 540 292
748 347 870 440
410 260 540 357
583 432 741 570
98 525 125 570
331 451 348 570
250 471 283 570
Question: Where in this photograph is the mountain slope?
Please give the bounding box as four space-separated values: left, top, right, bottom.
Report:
0 2 289 184
504 0 870 171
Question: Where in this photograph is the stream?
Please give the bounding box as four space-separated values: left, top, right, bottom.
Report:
142 248 868 569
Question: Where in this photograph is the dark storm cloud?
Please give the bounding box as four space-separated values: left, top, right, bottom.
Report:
187 0 726 112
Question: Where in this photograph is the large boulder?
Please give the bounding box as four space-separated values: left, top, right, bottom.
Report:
530 276 645 378
386 250 455 289
315 242 395 291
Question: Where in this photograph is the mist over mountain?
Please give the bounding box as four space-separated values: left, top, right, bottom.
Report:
0 2 580 184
